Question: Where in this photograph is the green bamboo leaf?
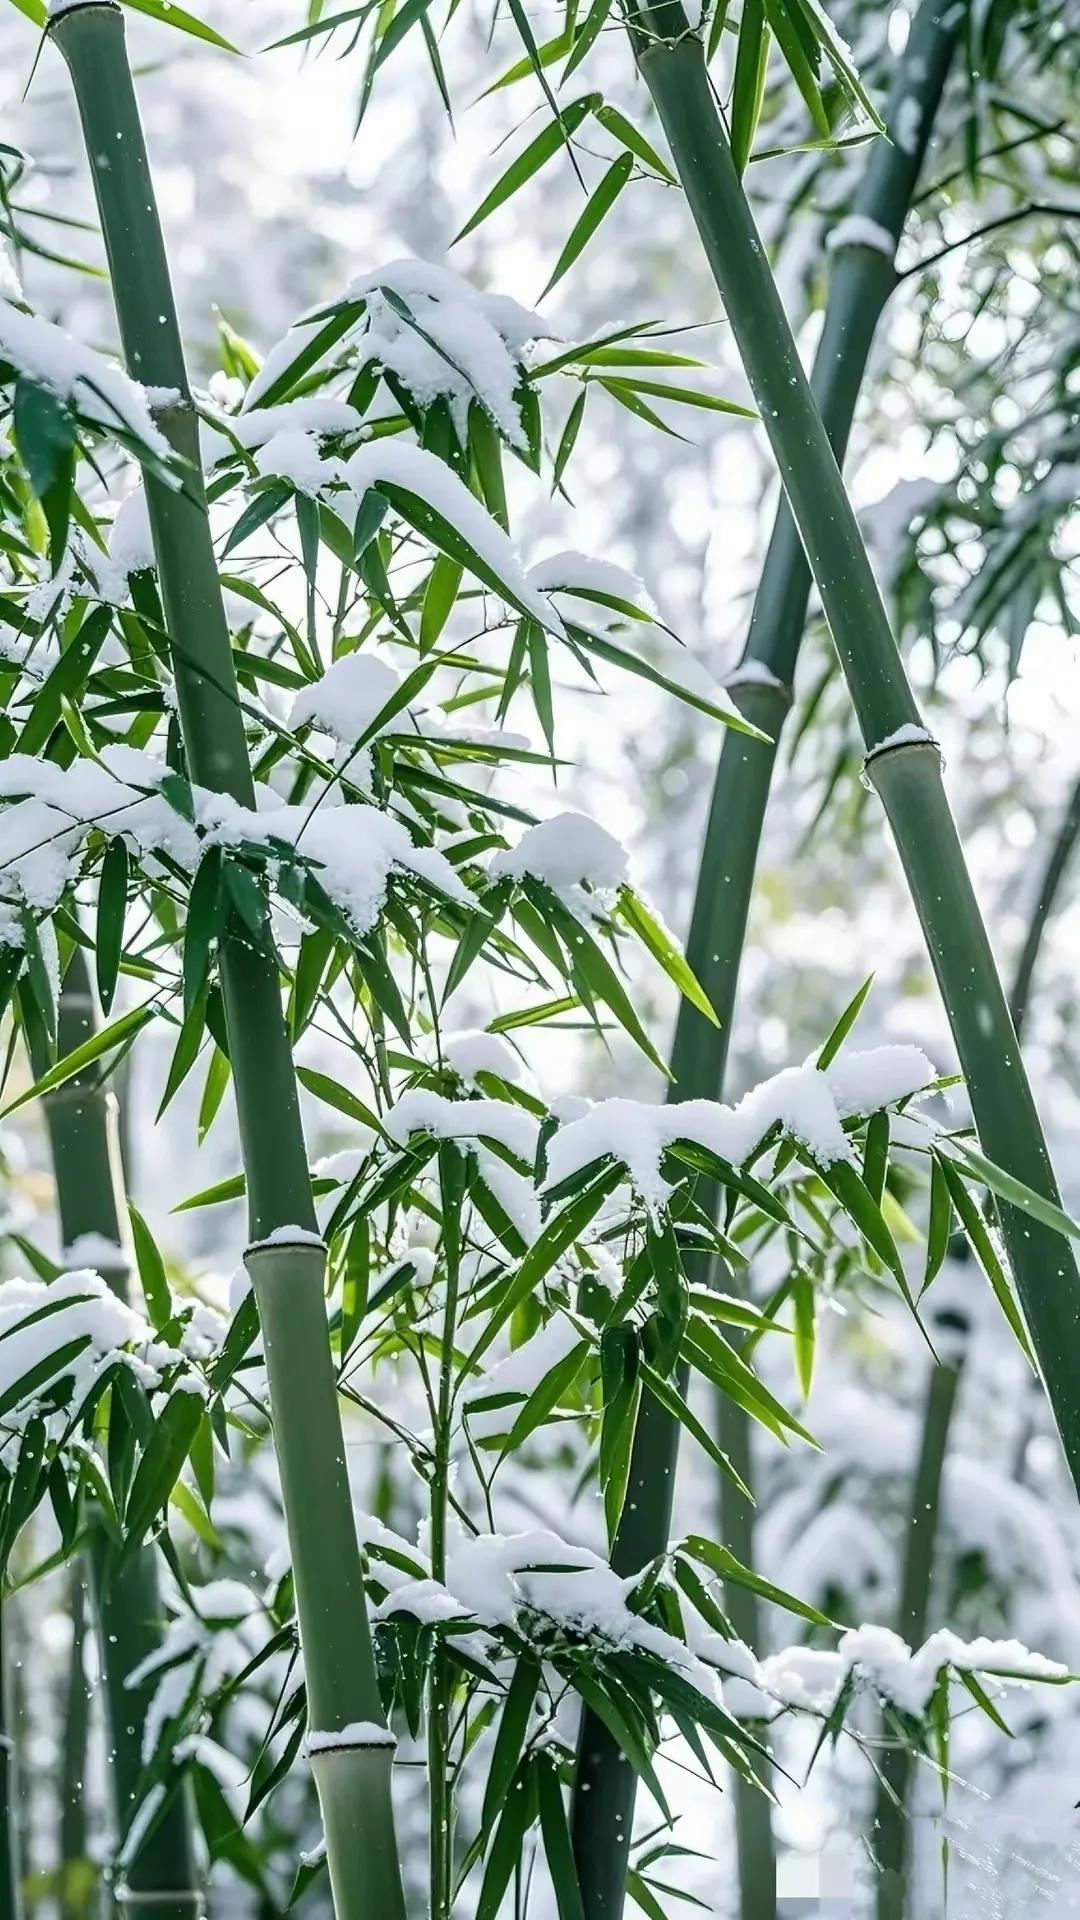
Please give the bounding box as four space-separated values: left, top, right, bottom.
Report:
172 1171 246 1213
599 1323 639 1541
420 552 463 652
537 1763 586 1920
482 26 573 92
122 0 240 49
922 1153 953 1295
731 0 770 175
641 1364 750 1496
950 1140 1080 1244
500 1338 589 1453
127 1202 174 1331
680 1536 833 1627
792 1270 815 1399
542 152 633 296
935 1153 1034 1364
596 375 756 420
2 1002 155 1118
453 96 600 244
197 1044 231 1143
481 1656 540 1836
124 1387 205 1551
475 1762 538 1920
466 1161 624 1370
818 1157 911 1297
816 973 874 1067
295 1065 384 1135
562 0 612 80
617 885 719 1027
566 623 769 740
594 102 676 183
787 0 885 126
552 388 586 492
764 0 830 137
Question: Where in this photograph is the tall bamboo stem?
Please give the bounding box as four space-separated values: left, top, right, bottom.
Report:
58 1570 90 1919
33 944 202 1915
629 1 1080 1496
0 1606 20 1920
47 8 405 1913
873 1337 965 1920
571 9 959 1911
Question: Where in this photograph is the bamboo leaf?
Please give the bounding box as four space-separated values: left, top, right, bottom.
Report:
122 0 240 48
617 885 719 1026
816 974 874 1067
537 1763 586 1920
453 96 600 243
936 1153 1034 1364
594 102 677 182
127 1202 174 1331
680 1536 833 1627
949 1140 1080 1245
542 151 633 296
2 1002 155 1118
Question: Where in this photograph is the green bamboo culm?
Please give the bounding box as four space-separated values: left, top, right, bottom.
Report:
570 12 960 1910
629 1 1080 1491
33 945 202 1917
873 1318 967 1920
47 8 406 1915
0 1606 21 1920
58 1570 91 1920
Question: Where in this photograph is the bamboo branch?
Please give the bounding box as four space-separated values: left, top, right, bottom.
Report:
47 7 406 1912
1009 773 1080 1039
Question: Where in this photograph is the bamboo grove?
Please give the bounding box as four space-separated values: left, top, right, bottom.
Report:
0 0 1072 1913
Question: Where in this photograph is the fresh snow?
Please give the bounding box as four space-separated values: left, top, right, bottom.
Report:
0 300 170 456
867 723 936 756
465 1315 584 1439
306 1720 397 1753
289 651 402 748
443 1029 522 1085
894 94 923 155
526 550 656 634
61 1231 127 1273
198 788 473 936
489 811 629 908
340 440 561 634
544 1045 935 1210
826 215 897 259
384 1089 540 1166
345 258 550 451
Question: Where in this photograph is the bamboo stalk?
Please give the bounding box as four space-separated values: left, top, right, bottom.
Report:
58 1570 91 1920
571 12 959 1910
33 945 202 1916
1009 772 1080 1038
629 3 1080 1498
0 1607 21 1920
47 8 405 1913
873 1341 965 1920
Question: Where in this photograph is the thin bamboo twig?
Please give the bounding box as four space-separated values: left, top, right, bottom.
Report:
33 945 202 1917
570 7 960 1911
628 0 1080 1497
1009 773 1080 1039
47 7 406 1913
